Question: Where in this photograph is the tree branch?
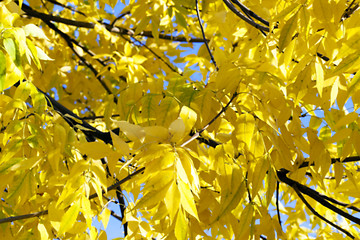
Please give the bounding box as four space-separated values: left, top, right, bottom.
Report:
20 3 205 43
40 19 116 100
277 169 360 225
293 184 355 239
230 0 269 26
222 0 269 32
196 0 218 70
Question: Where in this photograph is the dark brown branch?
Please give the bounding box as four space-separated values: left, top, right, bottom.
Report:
277 169 360 225
196 0 218 70
222 0 269 32
37 87 113 144
293 185 354 239
20 3 205 43
110 210 123 222
230 0 269 26
40 20 115 100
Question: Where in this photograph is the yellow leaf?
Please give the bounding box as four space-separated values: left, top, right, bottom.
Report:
144 126 169 143
76 142 112 159
100 208 111 229
58 200 80 235
124 41 132 57
110 131 130 156
54 124 67 150
178 179 199 221
283 38 296 68
175 209 188 240
179 106 197 133
175 156 190 185
334 161 343 188
113 120 146 143
325 128 352 144
136 181 172 209
348 70 360 94
236 204 254 238
165 180 181 223
333 112 358 130
315 60 324 97
133 55 147 64
278 13 298 51
169 117 185 143
330 77 339 106
37 223 49 240
235 113 255 147
332 52 360 77
215 169 244 222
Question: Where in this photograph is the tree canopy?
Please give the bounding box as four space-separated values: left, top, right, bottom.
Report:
1 0 360 239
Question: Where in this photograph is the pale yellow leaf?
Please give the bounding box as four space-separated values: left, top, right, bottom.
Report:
179 106 197 133
38 223 49 240
113 120 146 143
169 117 185 143
76 142 112 159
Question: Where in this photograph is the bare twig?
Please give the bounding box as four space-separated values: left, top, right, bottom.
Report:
195 0 218 70
293 185 354 239
111 11 131 27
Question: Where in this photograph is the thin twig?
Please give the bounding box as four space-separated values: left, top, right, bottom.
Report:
111 11 131 27
276 181 282 229
181 92 238 147
110 210 123 222
293 185 354 239
245 171 252 202
195 0 218 70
